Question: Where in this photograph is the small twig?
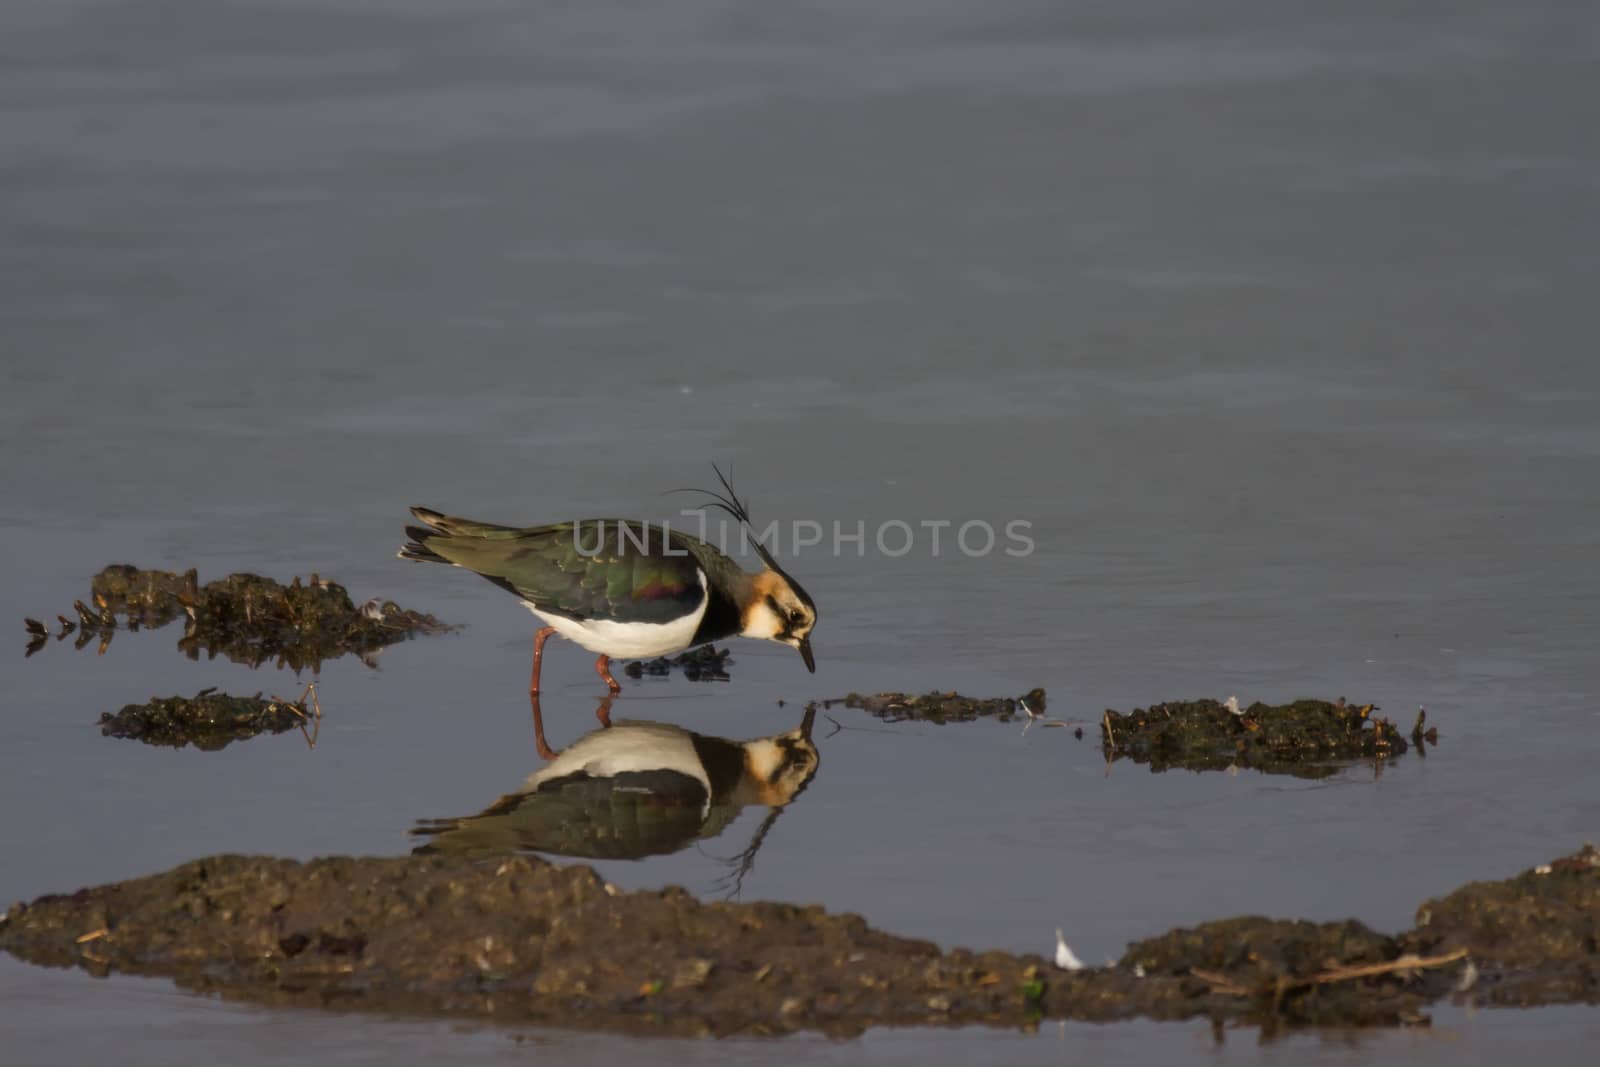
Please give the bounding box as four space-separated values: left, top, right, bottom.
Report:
1102 710 1115 747
272 681 322 749
1191 948 1470 998
298 681 322 749
1306 948 1468 986
75 928 109 944
819 712 901 737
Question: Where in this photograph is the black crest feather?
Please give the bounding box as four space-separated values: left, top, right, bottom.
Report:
671 465 815 611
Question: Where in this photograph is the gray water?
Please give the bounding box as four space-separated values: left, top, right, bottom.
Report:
3 0 1598 1062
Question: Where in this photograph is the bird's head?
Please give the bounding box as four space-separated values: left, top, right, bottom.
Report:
739 708 820 806
740 568 818 672
683 464 819 674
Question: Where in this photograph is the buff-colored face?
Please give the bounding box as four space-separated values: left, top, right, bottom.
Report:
742 569 817 672
740 715 820 806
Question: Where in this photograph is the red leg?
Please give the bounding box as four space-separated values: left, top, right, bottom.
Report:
529 627 556 695
594 654 622 694
528 692 557 760
594 694 615 729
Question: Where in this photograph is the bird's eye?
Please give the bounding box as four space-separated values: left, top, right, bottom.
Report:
788 609 806 624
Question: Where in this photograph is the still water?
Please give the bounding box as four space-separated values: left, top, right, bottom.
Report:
3 1 1597 1062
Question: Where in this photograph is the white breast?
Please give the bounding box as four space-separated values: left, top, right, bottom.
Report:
523 569 709 659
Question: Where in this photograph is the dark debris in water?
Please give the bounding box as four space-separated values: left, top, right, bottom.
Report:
24 565 450 671
821 688 1048 725
623 644 732 682
2 845 1595 1036
819 692 1433 777
98 685 322 751
1100 698 1432 779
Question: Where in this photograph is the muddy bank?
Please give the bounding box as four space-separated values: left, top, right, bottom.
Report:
1101 698 1431 778
823 688 1049 725
1405 843 1600 1008
623 644 732 683
0 853 1048 1038
98 686 321 750
1118 918 1457 1028
4 846 1593 1036
23 565 449 670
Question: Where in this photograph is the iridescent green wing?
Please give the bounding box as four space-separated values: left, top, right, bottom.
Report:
409 515 706 624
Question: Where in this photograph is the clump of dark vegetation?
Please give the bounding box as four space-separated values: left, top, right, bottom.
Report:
817 692 1433 777
99 686 322 751
24 565 449 670
623 644 732 682
2 845 1594 1036
1100 698 1433 778
821 688 1048 725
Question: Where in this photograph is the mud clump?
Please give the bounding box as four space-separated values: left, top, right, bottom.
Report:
1118 918 1456 1027
1101 699 1425 778
824 688 1048 725
23 565 450 670
4 846 1596 1036
623 645 732 683
98 687 321 751
1406 843 1600 1007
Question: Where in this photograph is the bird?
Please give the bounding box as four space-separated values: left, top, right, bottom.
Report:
410 707 821 868
397 468 817 694
1054 928 1085 971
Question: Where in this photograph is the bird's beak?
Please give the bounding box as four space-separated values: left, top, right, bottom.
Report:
799 706 816 740
797 635 815 673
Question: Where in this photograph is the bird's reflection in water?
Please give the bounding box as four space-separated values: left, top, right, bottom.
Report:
411 701 819 896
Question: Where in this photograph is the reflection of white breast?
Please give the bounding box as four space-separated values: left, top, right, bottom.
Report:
526 721 713 810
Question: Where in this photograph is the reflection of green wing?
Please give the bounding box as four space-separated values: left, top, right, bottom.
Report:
411 770 712 860
694 800 747 843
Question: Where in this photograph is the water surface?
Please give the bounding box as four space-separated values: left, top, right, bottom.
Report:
3 0 1598 1062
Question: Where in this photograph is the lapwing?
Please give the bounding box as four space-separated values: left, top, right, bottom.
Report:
409 707 820 867
397 469 817 694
